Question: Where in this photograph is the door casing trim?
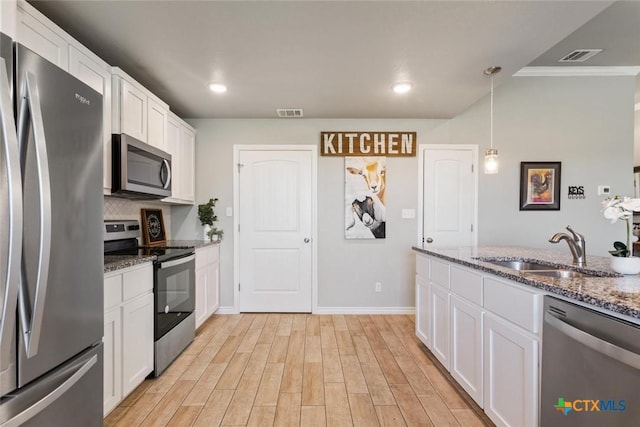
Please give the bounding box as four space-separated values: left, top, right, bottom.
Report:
233 145 318 314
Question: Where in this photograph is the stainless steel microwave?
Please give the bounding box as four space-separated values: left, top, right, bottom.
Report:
111 134 172 199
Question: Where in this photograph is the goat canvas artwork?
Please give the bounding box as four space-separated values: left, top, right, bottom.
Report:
345 156 386 239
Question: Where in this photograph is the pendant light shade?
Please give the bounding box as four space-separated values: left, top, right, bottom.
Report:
484 66 501 175
484 148 499 174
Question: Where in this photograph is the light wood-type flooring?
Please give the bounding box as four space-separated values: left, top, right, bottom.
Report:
105 314 493 427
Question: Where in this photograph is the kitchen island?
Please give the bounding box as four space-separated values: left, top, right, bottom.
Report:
412 245 640 427
413 245 640 320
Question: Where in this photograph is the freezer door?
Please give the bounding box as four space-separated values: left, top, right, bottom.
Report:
15 44 103 386
0 344 102 427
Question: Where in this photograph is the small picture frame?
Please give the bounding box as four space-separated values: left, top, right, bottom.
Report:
520 162 561 211
141 209 166 246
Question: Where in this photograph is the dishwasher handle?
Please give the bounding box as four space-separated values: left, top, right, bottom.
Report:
545 311 640 370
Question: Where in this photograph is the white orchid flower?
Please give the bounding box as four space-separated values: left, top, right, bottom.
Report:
603 206 624 223
620 198 640 212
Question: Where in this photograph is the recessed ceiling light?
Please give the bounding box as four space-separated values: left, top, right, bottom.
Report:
209 83 227 93
392 82 413 94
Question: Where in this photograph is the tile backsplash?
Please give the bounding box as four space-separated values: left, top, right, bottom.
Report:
104 197 172 239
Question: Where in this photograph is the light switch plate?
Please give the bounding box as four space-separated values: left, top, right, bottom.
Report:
226 207 233 217
402 209 416 219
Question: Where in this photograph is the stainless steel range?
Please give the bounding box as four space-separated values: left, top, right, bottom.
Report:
104 220 195 376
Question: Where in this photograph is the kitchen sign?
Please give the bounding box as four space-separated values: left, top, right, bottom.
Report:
321 131 416 157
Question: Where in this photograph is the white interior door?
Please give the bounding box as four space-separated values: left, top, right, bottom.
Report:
423 147 476 247
237 148 314 312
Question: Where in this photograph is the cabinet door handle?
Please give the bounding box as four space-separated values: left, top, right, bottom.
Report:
426 237 434 243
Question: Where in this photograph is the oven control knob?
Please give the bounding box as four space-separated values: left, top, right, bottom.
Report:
165 305 169 314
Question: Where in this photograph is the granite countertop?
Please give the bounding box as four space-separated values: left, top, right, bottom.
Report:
413 245 640 320
104 240 220 273
104 254 155 273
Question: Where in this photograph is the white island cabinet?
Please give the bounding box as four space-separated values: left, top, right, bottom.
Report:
103 263 154 416
415 252 541 427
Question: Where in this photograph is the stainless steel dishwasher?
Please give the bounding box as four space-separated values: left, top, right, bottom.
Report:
540 296 640 426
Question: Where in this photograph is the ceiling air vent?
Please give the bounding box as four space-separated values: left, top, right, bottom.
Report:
558 49 602 63
277 108 304 118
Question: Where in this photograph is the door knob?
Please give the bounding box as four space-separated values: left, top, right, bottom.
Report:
304 238 311 243
426 237 433 243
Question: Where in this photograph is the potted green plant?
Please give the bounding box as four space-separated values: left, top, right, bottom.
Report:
197 198 223 241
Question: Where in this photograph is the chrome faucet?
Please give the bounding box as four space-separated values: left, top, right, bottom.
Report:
549 225 586 266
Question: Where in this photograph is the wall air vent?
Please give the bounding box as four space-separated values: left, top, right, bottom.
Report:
277 108 304 118
558 49 602 63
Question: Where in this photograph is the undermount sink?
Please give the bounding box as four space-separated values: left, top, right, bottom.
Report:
483 260 556 271
476 257 611 278
524 270 587 279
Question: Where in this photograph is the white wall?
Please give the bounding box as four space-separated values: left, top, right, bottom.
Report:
449 75 636 255
172 74 636 310
171 119 446 310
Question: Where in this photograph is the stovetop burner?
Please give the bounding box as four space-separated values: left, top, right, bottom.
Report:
108 246 194 263
104 219 194 262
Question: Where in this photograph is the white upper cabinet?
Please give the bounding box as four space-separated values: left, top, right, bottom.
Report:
163 112 195 205
1 1 17 38
68 46 112 192
112 69 148 142
147 97 168 151
179 124 195 202
16 2 68 70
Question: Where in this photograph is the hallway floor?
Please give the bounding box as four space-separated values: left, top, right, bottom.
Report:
105 314 492 426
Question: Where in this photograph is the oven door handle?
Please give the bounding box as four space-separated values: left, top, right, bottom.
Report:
545 312 640 370
158 254 195 269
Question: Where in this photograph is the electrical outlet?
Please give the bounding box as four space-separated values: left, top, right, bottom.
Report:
401 209 416 219
375 282 382 292
597 185 611 196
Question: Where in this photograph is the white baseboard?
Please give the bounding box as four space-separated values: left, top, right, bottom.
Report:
214 306 236 314
313 306 415 315
213 306 416 315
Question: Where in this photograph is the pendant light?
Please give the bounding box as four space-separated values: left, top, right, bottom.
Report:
484 66 501 174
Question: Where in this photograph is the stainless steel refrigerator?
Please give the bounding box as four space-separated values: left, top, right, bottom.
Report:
0 33 103 426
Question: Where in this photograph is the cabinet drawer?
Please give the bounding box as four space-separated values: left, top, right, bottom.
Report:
196 245 219 270
483 278 542 333
122 264 153 301
450 266 483 305
104 274 122 311
416 254 429 278
430 259 450 288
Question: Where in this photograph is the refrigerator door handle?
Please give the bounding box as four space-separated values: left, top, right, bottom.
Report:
17 71 52 359
0 57 22 383
0 354 97 427
161 158 171 189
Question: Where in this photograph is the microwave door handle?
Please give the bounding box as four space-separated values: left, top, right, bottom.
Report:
17 72 51 359
161 159 171 189
0 58 22 375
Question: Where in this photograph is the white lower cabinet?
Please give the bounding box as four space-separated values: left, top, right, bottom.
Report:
103 308 121 415
415 274 430 348
415 253 541 427
484 313 538 427
103 263 154 416
122 293 154 396
430 282 450 369
450 294 483 406
195 245 220 328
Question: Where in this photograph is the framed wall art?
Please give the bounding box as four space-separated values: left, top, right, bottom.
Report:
141 208 167 246
519 161 561 211
345 156 386 239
